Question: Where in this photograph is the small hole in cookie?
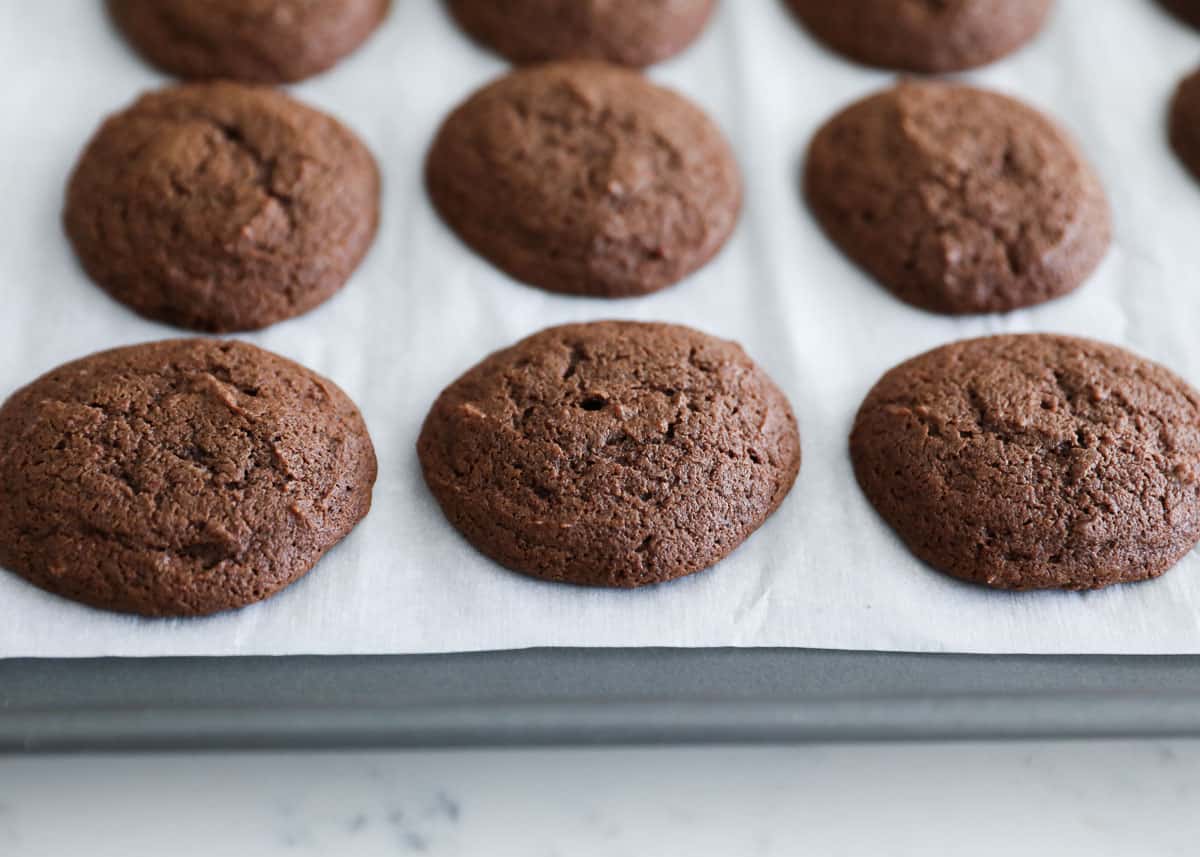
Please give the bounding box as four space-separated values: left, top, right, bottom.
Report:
580 396 607 411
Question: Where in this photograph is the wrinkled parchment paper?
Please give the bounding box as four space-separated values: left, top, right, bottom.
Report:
2 0 1200 656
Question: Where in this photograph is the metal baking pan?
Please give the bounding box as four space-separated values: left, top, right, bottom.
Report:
5 3 1200 756
4 649 1200 752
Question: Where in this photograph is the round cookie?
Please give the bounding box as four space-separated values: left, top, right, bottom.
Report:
851 334 1200 591
426 61 741 298
786 0 1052 73
804 81 1110 315
107 0 390 84
1157 0 1200 31
0 339 377 617
445 0 716 67
418 321 801 588
65 82 380 333
1170 67 1200 182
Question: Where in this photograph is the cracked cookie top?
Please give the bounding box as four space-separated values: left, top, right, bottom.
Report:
425 61 741 298
0 339 378 616
418 321 801 588
65 82 380 332
805 80 1110 315
787 0 1052 73
445 0 716 67
107 0 390 84
851 334 1200 590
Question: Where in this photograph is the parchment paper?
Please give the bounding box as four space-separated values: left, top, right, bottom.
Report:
2 0 1200 657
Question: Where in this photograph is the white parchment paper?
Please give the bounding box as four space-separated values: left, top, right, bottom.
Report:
2 0 1200 657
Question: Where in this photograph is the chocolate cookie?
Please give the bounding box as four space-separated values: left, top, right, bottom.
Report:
107 0 390 83
445 0 716 67
418 321 801 587
426 61 741 298
65 82 380 333
1170 67 1200 182
805 81 1110 315
1157 0 1200 31
787 0 1052 72
851 335 1200 591
0 339 377 617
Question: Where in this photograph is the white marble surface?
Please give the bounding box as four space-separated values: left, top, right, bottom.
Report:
1 741 1198 855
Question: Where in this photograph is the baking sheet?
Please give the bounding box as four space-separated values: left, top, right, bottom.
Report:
2 0 1199 657
9 650 1200 751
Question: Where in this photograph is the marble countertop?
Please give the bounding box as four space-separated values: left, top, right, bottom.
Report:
1 740 1197 855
